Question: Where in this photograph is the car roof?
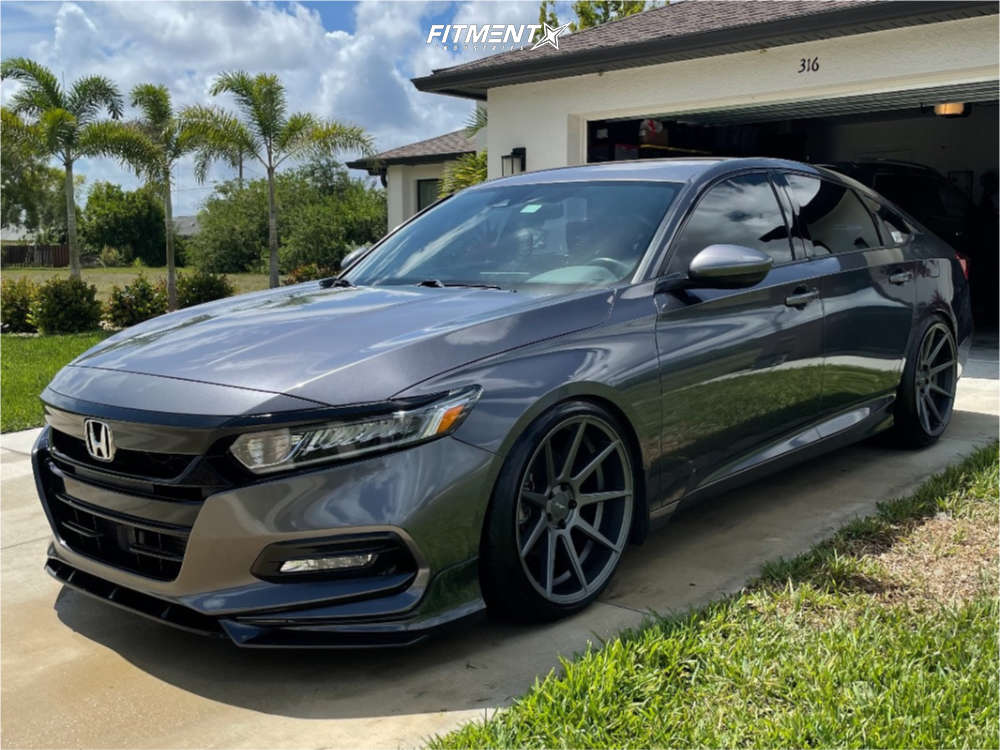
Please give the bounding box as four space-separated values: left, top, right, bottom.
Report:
471 157 825 188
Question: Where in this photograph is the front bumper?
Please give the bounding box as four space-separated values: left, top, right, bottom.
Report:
33 426 497 647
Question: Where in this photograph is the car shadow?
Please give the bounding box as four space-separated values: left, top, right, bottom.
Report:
54 407 997 721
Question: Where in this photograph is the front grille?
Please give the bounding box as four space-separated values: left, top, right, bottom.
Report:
48 494 189 581
47 428 235 503
50 429 194 479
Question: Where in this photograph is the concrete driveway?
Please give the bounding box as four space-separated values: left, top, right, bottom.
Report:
2 350 997 749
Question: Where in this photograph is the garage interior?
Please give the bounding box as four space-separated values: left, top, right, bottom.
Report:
587 82 999 330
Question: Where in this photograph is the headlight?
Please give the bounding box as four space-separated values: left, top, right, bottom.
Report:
229 386 481 474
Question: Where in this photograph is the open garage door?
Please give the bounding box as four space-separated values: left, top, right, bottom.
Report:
587 81 999 328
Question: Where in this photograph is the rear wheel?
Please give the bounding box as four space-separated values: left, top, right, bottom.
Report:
892 318 958 448
480 402 636 621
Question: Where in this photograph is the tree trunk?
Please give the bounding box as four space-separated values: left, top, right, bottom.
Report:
64 160 80 279
267 165 278 288
238 153 244 189
163 170 177 310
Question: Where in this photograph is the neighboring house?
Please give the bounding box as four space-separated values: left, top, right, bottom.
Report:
172 215 200 238
347 129 476 230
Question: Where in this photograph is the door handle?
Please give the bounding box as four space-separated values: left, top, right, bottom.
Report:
784 287 819 308
888 270 913 285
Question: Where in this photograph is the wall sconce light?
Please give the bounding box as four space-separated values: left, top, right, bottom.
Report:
934 102 968 118
501 147 526 176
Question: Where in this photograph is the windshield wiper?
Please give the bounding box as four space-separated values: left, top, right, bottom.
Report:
319 277 354 288
416 279 503 290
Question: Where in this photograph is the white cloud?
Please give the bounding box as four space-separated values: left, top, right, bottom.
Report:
1 0 541 214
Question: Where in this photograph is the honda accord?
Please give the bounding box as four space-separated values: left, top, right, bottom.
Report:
33 158 972 647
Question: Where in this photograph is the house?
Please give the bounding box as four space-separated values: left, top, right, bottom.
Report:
414 0 997 189
356 1 998 234
347 129 476 229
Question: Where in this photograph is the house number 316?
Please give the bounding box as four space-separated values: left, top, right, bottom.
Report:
798 57 820 73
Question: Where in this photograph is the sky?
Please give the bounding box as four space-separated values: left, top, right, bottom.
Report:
0 0 550 215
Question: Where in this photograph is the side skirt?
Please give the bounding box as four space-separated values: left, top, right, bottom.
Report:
652 395 896 526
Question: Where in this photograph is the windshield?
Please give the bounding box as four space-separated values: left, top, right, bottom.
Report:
346 180 682 291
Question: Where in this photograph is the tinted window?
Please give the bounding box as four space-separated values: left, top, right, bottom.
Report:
877 204 913 246
784 175 880 255
668 173 792 273
348 181 681 291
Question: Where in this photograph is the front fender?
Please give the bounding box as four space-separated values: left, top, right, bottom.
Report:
393 288 663 518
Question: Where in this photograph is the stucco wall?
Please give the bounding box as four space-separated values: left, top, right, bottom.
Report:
386 162 453 230
486 16 1000 178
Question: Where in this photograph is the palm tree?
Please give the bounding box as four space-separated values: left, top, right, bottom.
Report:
184 72 373 287
1 58 124 278
439 105 489 197
87 84 197 309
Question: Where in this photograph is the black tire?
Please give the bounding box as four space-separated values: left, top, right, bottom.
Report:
480 400 638 622
891 316 958 448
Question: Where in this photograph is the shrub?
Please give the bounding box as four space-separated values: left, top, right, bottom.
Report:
1 277 39 333
105 274 168 328
29 277 102 334
282 263 336 285
99 245 131 267
177 270 234 308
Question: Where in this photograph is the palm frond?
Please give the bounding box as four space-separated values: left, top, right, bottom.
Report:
464 105 488 137
77 120 161 178
439 151 488 197
67 75 124 123
210 71 286 140
130 83 172 132
38 108 77 156
0 57 63 111
277 119 373 166
1 107 42 151
181 104 260 181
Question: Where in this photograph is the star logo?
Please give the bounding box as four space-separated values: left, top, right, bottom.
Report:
531 22 570 51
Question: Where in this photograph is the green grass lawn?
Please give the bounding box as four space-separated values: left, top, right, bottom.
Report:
3 267 270 302
433 443 999 749
1 333 110 432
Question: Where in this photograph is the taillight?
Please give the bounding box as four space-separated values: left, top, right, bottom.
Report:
955 251 970 280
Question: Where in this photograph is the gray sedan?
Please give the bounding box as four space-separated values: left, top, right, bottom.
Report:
32 157 972 647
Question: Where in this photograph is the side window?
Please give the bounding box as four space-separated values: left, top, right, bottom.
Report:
668 173 792 274
784 175 880 255
877 204 913 246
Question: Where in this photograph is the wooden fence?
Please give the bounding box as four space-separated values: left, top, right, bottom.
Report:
0 244 69 268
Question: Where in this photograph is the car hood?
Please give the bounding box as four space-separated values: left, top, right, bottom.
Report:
64 283 613 408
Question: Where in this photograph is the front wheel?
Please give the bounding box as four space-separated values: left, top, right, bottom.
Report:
480 402 636 621
891 317 958 448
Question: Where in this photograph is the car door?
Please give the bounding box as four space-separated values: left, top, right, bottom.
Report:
778 172 916 417
653 171 824 501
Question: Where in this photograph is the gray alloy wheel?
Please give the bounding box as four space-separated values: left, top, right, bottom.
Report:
914 321 958 436
514 415 634 605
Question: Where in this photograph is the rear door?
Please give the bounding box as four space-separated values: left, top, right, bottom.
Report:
778 172 917 417
653 171 824 497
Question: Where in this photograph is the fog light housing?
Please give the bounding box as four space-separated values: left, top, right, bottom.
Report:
278 553 376 574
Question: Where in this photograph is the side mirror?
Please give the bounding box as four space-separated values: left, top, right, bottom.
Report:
687 244 773 289
339 246 368 270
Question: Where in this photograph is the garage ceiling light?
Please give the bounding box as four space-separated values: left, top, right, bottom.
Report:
934 102 967 117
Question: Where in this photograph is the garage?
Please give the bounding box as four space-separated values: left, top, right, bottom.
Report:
412 0 999 329
586 82 999 326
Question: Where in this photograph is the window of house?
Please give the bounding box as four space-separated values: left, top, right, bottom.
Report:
668 173 793 273
417 179 441 212
783 175 881 255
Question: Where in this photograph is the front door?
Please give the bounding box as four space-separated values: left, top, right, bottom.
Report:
654 172 824 501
